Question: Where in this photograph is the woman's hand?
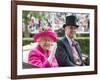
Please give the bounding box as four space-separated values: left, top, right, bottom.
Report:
48 42 57 62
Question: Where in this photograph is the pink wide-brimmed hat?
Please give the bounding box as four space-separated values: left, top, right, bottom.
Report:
33 27 57 42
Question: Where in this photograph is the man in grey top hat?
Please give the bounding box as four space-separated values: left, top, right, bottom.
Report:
55 15 84 66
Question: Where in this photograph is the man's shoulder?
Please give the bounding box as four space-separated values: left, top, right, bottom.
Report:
74 39 80 45
56 38 66 47
57 39 62 45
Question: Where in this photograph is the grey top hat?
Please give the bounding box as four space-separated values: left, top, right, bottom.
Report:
63 15 79 28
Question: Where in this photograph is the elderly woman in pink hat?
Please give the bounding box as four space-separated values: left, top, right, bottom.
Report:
28 27 58 68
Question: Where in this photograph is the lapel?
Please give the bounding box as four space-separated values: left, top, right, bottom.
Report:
61 37 83 63
61 37 75 62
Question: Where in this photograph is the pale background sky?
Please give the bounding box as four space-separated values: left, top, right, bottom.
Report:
0 0 99 80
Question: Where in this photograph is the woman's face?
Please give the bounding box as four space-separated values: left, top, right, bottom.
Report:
38 36 53 51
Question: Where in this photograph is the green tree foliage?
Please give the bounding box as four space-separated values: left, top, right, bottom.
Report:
22 11 30 37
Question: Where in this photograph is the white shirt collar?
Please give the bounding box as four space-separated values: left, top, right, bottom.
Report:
65 35 73 46
65 35 78 46
65 35 74 46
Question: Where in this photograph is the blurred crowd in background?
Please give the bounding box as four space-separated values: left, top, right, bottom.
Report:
22 11 89 38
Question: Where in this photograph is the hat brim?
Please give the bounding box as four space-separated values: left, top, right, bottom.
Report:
63 24 79 28
33 31 57 42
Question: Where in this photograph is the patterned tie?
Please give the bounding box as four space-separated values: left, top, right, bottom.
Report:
71 40 81 65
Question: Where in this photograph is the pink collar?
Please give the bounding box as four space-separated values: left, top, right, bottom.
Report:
37 45 50 57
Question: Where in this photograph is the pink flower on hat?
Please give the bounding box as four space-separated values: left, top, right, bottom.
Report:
33 27 57 42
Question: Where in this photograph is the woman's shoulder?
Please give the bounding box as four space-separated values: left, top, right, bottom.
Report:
29 47 41 56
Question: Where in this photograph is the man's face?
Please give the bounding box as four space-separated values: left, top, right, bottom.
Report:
38 36 52 51
65 26 78 39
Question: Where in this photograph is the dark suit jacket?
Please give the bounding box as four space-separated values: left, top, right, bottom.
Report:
55 37 84 67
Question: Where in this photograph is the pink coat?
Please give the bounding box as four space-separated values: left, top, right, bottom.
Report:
28 45 58 68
